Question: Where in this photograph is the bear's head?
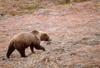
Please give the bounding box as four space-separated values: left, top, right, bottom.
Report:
40 33 50 41
32 30 51 44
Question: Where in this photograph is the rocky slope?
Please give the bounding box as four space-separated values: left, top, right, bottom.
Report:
0 1 100 68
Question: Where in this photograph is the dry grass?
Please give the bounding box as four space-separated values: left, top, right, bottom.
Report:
0 0 42 16
0 0 92 16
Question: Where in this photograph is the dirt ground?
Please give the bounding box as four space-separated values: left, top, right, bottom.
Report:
0 1 100 68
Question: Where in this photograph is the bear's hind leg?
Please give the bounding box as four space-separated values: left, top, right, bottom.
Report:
6 45 15 58
17 49 27 57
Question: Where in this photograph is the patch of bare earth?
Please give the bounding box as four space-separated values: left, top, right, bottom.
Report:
0 1 100 68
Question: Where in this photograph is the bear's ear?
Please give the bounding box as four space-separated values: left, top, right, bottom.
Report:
31 30 39 35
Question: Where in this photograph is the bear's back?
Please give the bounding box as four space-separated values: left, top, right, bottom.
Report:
10 32 40 46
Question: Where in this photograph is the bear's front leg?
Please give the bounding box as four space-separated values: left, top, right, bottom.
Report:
30 45 35 53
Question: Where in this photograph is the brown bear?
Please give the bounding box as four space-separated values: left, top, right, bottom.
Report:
6 30 50 58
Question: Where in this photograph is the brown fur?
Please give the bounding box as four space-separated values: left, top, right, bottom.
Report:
40 33 50 41
31 30 39 35
6 32 45 58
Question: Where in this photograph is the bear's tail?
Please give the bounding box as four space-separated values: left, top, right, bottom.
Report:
6 41 15 58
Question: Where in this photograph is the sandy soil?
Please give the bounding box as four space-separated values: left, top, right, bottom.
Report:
0 1 100 68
